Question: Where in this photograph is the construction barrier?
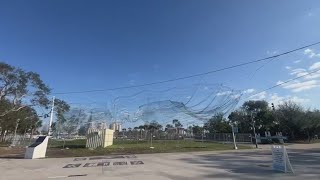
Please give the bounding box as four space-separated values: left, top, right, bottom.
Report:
86 128 114 149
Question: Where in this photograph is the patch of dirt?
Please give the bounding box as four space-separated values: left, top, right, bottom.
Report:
0 147 25 159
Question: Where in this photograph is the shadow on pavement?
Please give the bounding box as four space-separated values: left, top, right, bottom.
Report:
178 148 320 179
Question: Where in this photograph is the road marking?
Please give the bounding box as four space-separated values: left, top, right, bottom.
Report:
130 161 144 165
83 163 98 167
48 176 68 179
113 161 127 166
74 158 87 161
63 164 81 168
48 174 88 179
68 174 87 177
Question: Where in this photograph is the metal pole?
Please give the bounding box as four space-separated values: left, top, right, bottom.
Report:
251 112 258 148
48 96 55 136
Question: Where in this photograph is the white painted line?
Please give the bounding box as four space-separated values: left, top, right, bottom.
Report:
48 176 68 179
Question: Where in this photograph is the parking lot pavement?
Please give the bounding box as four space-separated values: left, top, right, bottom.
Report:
0 146 320 180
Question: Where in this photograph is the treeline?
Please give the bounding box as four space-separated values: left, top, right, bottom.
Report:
204 100 320 142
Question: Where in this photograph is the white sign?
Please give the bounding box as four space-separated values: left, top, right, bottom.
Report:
271 145 294 173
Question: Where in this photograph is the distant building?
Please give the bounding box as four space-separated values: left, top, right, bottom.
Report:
109 122 122 132
97 122 107 129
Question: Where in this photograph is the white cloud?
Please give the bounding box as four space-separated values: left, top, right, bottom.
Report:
231 94 241 99
281 80 319 92
304 49 320 58
293 60 301 64
249 92 310 105
285 66 291 70
304 72 320 80
243 88 255 94
278 61 320 92
276 80 284 85
269 93 310 104
290 68 306 75
309 62 320 70
217 91 232 96
186 96 191 99
290 96 310 104
304 49 312 54
286 63 320 80
269 93 284 104
249 91 267 100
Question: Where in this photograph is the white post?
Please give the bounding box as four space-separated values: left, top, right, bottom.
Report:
48 96 55 136
150 132 153 148
283 146 287 173
232 130 238 150
11 118 21 147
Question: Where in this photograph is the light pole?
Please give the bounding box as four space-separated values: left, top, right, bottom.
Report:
251 111 259 149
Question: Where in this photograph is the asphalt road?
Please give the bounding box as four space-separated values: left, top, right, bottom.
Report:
0 144 319 180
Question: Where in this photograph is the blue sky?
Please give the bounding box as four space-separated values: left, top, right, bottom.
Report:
1 1 320 126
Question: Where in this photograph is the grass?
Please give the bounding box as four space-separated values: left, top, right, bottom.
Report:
46 139 250 158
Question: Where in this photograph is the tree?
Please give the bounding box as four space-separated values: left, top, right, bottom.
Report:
53 99 70 137
78 126 87 136
228 100 275 134
276 101 306 140
59 107 87 137
228 100 320 142
228 110 251 133
173 119 183 128
205 113 231 134
192 125 203 137
146 121 162 131
0 104 41 141
302 110 320 142
62 115 79 137
172 119 178 125
0 62 51 117
165 124 174 131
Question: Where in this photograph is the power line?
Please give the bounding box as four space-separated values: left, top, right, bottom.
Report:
53 41 320 95
246 68 320 100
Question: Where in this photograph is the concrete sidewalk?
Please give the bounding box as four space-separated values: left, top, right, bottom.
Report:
0 146 319 180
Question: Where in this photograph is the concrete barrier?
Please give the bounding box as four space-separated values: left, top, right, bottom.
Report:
24 136 49 159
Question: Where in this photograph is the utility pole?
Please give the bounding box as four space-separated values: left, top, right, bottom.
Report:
251 111 258 149
48 96 55 136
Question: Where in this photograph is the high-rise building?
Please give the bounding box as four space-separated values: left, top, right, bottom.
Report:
109 122 122 132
